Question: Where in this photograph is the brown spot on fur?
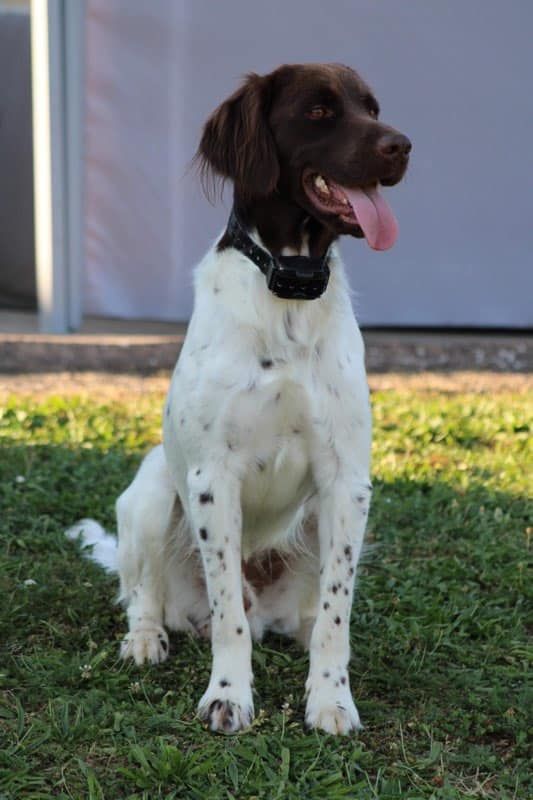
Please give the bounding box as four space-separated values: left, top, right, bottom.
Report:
242 550 287 594
243 586 253 613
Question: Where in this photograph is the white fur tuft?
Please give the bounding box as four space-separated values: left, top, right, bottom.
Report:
66 518 118 572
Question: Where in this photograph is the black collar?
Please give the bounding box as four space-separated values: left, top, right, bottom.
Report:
225 208 331 300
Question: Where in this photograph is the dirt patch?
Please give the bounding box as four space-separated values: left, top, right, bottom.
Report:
0 370 530 402
369 371 532 394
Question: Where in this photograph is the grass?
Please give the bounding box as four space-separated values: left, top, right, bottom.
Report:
0 384 531 799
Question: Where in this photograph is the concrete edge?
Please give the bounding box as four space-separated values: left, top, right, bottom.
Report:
1 331 532 373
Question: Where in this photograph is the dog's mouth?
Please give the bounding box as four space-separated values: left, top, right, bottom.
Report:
302 170 399 251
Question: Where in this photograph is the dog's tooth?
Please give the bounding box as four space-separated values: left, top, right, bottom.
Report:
314 175 330 195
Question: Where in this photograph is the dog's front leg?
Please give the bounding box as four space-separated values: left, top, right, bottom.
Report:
305 474 371 734
187 467 253 734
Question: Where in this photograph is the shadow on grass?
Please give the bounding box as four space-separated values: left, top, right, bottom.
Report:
0 441 530 799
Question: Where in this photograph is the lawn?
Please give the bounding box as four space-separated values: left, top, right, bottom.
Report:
0 380 531 799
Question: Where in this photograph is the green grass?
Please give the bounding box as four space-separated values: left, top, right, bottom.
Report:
0 388 531 800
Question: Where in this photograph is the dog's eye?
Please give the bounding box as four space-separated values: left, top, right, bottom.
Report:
364 96 379 119
306 105 334 120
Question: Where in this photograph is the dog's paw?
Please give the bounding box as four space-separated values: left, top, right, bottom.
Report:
198 682 254 734
305 681 362 735
120 626 169 665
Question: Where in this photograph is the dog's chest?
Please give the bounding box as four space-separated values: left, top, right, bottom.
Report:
164 244 368 544
207 346 317 483
217 355 321 552
237 363 313 511
167 339 325 527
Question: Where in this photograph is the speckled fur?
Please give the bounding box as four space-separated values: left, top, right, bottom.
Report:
101 226 371 736
68 233 372 734
63 55 417 742
65 59 414 737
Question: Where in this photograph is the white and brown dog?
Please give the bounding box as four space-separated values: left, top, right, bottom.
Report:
68 63 411 735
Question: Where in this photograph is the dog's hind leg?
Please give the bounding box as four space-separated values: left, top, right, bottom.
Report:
116 446 175 665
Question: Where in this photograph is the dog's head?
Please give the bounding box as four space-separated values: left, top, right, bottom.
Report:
197 63 411 251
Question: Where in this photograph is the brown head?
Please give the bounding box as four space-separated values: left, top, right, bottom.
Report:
197 63 411 256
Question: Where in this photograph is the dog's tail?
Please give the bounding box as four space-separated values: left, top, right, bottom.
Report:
66 519 118 573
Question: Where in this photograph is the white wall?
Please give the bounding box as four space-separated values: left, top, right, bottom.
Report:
83 0 533 327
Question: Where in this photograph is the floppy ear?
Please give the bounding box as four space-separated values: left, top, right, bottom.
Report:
197 73 280 202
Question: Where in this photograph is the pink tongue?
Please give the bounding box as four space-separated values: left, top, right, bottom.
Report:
342 186 399 250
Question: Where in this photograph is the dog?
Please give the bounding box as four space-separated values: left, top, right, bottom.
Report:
68 63 410 735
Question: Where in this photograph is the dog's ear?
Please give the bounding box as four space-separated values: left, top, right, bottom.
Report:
197 73 279 202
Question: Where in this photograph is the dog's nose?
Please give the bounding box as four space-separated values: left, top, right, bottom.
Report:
376 133 412 159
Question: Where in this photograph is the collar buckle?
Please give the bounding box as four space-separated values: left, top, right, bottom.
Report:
227 208 331 301
267 256 330 300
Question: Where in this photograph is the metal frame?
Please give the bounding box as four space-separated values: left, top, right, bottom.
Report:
31 0 84 332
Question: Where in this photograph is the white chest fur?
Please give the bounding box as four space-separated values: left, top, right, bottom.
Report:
163 241 371 556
